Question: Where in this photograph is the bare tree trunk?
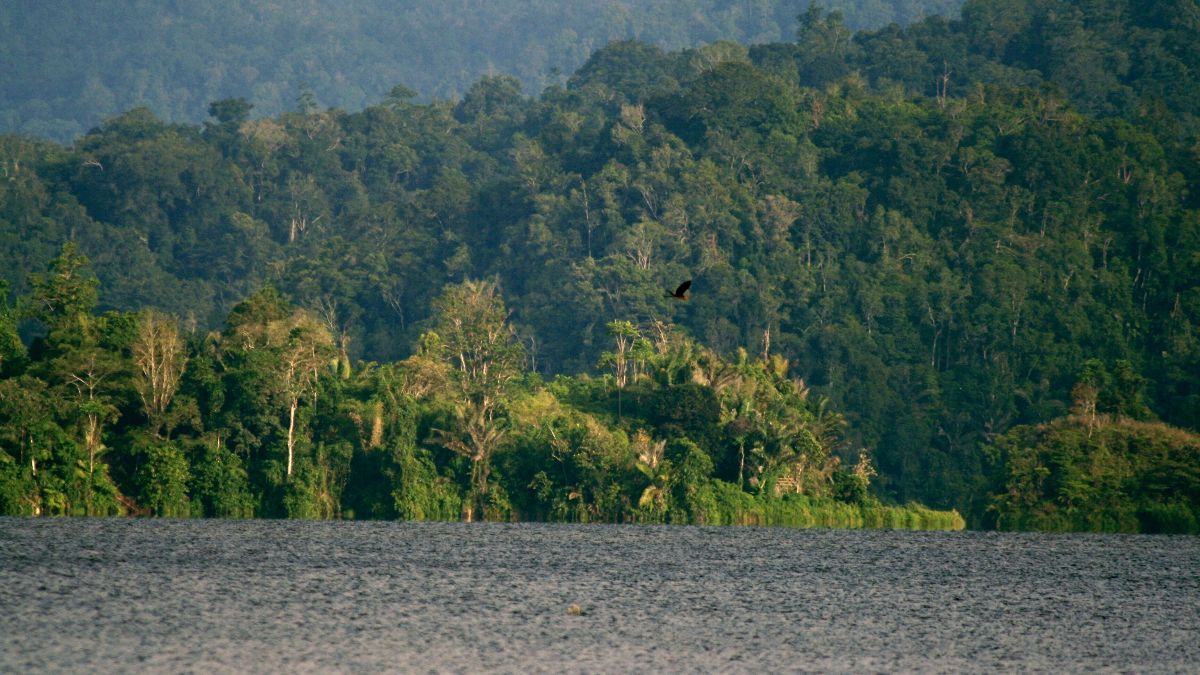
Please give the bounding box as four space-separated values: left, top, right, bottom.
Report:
582 182 594 259
475 457 491 501
738 442 746 490
85 412 100 514
287 397 298 478
937 61 951 110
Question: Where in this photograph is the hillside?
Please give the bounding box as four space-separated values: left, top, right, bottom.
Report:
0 0 963 142
1 0 1197 527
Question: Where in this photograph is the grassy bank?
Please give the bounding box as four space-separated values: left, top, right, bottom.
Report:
694 482 966 531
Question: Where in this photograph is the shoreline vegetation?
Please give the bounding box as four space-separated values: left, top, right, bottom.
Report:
365 480 968 531
670 489 966 530
368 498 968 531
3 1 1199 533
0 252 968 530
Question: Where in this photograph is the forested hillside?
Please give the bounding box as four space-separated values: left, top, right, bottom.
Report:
0 0 962 142
1 0 1197 529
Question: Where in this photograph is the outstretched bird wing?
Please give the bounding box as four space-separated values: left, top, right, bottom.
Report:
674 280 692 297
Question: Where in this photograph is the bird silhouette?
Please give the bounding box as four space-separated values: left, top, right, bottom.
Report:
666 280 691 300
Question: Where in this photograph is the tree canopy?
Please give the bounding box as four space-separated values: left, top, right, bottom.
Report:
1 0 1197 531
0 0 964 142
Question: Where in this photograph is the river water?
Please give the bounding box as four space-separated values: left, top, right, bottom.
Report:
1 518 1197 673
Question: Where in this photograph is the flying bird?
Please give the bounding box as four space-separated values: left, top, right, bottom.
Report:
666 279 692 300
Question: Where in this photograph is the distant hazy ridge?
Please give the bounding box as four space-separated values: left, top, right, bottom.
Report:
0 0 962 142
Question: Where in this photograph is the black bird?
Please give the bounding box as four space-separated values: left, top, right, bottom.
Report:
666 279 691 300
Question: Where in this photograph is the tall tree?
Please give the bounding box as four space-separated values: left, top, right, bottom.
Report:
27 245 127 515
130 309 187 437
276 313 335 478
427 279 523 519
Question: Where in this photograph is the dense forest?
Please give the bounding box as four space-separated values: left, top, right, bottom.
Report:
2 0 1198 531
0 253 962 529
0 0 963 142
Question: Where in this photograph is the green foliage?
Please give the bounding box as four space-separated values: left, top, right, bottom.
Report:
650 384 721 449
1 2 1197 533
987 416 1200 533
666 438 718 523
392 441 463 521
282 441 353 519
0 453 36 515
501 389 635 522
26 243 99 331
188 439 255 518
0 242 961 527
832 469 870 505
0 1 963 142
0 281 24 375
132 435 191 517
706 479 964 529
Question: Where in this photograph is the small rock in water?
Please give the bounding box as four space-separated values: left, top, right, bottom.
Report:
566 603 583 616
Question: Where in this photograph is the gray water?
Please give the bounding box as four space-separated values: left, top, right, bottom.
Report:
1 519 1197 673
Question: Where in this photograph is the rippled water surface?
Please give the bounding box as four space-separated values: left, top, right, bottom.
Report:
1 518 1197 672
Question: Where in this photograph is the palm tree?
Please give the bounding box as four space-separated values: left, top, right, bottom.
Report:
632 430 671 520
429 400 507 521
